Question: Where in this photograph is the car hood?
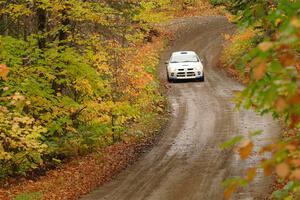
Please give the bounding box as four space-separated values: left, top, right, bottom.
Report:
168 62 203 69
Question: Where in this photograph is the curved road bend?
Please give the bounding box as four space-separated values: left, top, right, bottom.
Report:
80 16 280 200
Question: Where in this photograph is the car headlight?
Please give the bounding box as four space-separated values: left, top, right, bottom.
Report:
169 68 176 73
195 65 203 71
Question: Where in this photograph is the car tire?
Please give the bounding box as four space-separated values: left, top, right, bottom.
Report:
197 74 205 82
200 75 205 82
167 69 173 83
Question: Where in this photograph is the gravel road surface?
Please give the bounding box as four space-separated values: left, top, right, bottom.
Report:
80 16 280 200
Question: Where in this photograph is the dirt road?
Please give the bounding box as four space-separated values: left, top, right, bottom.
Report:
80 16 280 200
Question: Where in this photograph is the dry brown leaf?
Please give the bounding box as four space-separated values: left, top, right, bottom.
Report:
288 95 300 105
275 97 287 112
291 17 300 28
246 168 257 182
225 13 235 22
290 114 300 128
251 57 263 65
296 61 300 70
286 144 297 152
258 42 273 52
291 159 300 167
279 53 295 67
263 163 273 176
260 144 276 154
224 34 231 40
253 62 267 80
238 140 253 160
291 169 300 180
276 163 290 179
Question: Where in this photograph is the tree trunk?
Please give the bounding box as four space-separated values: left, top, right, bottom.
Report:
1 0 10 36
37 7 47 49
58 9 70 46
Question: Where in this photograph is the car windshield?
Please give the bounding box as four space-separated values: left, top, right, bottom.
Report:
170 54 199 63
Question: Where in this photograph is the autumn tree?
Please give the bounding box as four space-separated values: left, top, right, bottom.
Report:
218 0 300 199
0 0 171 180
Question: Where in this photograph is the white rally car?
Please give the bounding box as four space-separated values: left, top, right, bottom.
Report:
166 51 204 82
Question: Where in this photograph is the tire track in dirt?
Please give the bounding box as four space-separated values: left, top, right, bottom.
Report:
80 16 280 200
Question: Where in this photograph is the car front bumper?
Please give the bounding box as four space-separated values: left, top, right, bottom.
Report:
168 70 203 80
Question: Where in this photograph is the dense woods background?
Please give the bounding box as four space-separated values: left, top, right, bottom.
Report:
0 0 207 180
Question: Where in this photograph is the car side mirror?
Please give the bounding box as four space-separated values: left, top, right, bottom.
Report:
165 60 169 65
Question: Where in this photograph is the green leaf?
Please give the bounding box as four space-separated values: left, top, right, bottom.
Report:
220 136 244 149
249 130 263 138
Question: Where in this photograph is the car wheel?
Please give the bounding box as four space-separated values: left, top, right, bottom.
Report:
200 75 205 82
197 75 205 82
167 70 173 83
167 73 171 83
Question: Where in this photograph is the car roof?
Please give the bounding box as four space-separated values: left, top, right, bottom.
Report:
172 51 197 56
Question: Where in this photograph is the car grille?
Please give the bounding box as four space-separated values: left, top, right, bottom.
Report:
187 72 196 77
177 72 186 77
176 68 196 78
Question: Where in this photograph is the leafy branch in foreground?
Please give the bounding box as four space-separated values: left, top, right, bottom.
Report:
217 0 300 199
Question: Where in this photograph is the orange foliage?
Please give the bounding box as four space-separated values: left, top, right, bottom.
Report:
246 168 257 182
0 64 9 80
224 185 237 200
238 140 253 160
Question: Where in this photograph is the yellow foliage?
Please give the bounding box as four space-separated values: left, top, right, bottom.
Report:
74 79 93 96
221 28 259 70
0 110 47 164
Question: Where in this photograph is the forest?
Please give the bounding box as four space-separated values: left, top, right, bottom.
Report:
0 0 300 199
0 0 211 181
0 0 176 179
